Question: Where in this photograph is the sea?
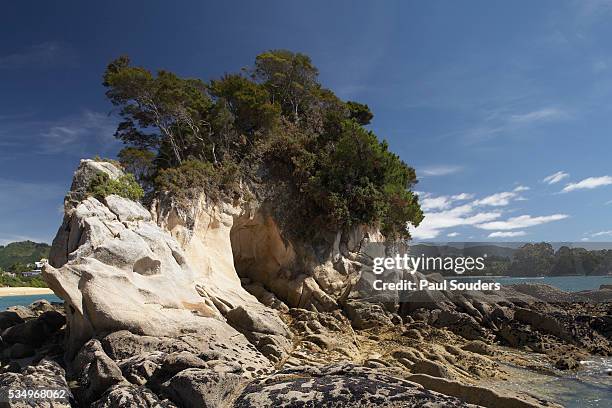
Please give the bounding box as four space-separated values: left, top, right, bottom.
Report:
0 293 61 310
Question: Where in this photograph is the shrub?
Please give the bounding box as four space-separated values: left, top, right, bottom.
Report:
88 172 144 201
154 159 240 203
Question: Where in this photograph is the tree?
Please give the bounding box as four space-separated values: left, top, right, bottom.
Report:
208 74 280 136
253 50 319 121
104 52 424 241
117 147 155 189
550 246 577 276
508 243 554 277
346 101 373 125
103 56 214 165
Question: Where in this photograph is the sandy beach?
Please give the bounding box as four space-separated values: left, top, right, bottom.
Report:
0 287 55 297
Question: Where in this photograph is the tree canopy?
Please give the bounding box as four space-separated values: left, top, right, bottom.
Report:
103 50 423 240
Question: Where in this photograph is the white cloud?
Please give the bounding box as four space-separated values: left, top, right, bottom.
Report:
411 203 502 239
447 232 460 237
488 231 527 238
591 230 612 237
476 214 568 230
561 176 612 192
421 165 463 177
473 191 517 207
606 200 612 205
543 171 569 184
451 193 473 200
420 192 474 211
420 195 453 211
509 108 566 123
581 237 590 242
513 185 530 192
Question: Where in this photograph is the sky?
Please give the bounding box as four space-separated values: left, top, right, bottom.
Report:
1 0 612 245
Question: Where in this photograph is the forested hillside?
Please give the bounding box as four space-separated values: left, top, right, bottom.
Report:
0 240 50 270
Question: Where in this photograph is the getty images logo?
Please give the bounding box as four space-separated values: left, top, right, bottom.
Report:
372 253 487 275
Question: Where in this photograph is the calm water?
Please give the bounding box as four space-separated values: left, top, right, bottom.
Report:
491 357 612 408
0 293 62 310
448 275 612 292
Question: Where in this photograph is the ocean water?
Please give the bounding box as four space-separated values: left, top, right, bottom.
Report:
492 357 612 408
0 293 62 310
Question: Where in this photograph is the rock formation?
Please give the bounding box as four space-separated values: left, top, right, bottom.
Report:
0 159 609 407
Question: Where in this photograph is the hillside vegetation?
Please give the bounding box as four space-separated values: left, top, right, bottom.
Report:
0 241 50 270
103 50 423 240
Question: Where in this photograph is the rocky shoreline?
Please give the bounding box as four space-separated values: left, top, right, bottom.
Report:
0 160 609 407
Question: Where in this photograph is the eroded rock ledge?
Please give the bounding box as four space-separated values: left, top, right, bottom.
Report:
0 159 608 407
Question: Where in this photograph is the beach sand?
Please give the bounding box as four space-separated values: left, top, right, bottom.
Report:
0 287 55 297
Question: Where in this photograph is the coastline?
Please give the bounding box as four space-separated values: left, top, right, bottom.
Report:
0 287 54 297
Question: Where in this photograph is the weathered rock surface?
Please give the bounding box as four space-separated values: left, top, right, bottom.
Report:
233 364 477 407
0 359 74 407
91 384 177 408
406 374 559 408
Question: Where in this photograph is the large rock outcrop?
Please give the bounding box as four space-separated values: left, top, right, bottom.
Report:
44 160 286 372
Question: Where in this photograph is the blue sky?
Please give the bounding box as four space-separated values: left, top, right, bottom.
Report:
1 0 612 245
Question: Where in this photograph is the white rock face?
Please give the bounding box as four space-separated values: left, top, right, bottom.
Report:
44 160 283 373
154 194 385 313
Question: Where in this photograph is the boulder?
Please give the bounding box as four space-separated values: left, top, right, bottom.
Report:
0 311 25 331
233 364 474 407
118 352 166 386
462 340 495 356
406 374 556 408
343 300 393 330
225 306 292 363
0 359 74 407
74 339 127 404
431 309 488 341
92 384 177 408
101 330 270 378
411 358 454 379
161 368 246 408
1 311 65 346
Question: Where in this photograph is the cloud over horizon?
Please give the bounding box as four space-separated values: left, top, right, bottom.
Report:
476 214 568 231
488 231 527 238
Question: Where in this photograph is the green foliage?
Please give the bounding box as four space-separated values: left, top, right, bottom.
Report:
0 273 47 288
117 147 155 190
253 50 319 120
209 74 280 135
155 160 240 202
346 101 373 125
103 56 214 165
88 172 144 201
286 120 422 238
104 50 424 240
509 243 555 277
0 241 50 270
